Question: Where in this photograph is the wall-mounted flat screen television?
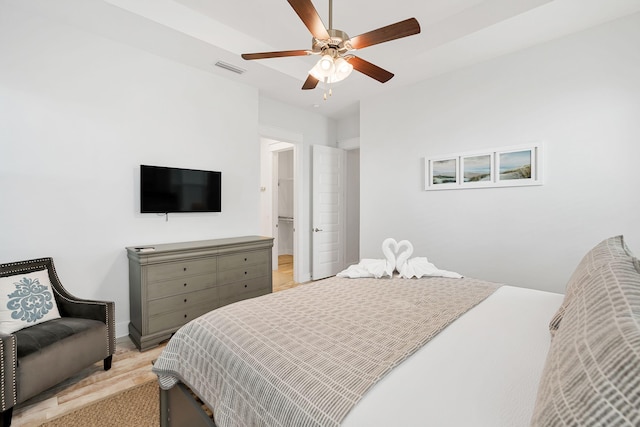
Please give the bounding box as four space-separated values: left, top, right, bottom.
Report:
140 165 221 213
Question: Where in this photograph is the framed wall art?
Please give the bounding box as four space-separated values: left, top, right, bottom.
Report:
424 143 543 191
461 153 493 187
496 147 537 185
428 157 459 189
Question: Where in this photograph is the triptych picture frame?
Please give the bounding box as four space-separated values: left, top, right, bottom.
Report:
425 143 543 191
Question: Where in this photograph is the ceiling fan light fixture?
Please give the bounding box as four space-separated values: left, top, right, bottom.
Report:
334 57 353 80
309 62 327 81
309 52 352 84
318 54 334 72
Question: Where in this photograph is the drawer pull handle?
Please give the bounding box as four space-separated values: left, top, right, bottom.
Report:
244 271 247 275
244 258 247 261
184 299 187 303
244 284 247 288
184 314 187 318
184 283 187 287
183 267 187 271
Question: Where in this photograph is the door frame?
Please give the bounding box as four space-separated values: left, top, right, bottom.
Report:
271 144 295 269
259 126 304 284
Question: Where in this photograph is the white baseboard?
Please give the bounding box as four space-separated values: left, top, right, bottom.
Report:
298 272 312 283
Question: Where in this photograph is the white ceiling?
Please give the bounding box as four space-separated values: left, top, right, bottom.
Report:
17 0 640 119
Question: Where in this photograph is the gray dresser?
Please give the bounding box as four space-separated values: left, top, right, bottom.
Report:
127 235 274 351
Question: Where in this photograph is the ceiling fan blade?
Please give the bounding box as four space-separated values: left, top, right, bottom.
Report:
302 74 319 90
348 56 394 83
349 18 421 50
241 50 310 60
287 0 330 40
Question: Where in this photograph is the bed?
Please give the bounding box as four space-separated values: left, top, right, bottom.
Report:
152 235 640 427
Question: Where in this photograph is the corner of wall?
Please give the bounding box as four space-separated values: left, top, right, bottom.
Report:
338 137 360 150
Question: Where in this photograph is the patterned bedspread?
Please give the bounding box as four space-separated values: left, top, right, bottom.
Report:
153 275 500 427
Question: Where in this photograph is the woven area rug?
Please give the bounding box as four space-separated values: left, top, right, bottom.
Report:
41 381 158 427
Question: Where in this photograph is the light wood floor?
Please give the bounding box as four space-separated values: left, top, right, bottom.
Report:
273 254 298 291
12 256 299 426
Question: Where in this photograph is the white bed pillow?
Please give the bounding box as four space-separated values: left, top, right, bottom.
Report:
0 269 61 334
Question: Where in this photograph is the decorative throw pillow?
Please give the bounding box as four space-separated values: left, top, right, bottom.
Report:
531 257 640 426
549 235 634 335
0 268 61 334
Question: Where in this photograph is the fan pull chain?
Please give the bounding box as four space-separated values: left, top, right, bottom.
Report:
320 77 334 101
323 77 328 100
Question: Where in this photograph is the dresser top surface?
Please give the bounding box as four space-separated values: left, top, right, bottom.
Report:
126 235 273 255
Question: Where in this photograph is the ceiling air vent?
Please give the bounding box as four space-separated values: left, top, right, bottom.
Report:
214 61 246 75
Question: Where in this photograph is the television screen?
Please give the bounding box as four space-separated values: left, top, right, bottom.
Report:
140 165 221 213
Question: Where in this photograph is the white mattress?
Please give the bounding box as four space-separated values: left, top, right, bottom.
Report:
342 285 563 427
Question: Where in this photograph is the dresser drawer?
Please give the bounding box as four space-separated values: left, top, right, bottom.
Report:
218 250 269 271
148 274 216 300
148 287 218 317
218 276 270 301
148 302 218 334
218 263 270 285
147 258 217 282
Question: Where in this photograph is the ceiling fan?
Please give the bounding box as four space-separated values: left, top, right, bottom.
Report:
241 0 421 94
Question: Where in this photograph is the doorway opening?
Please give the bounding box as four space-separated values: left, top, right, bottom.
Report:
273 147 296 291
260 138 301 290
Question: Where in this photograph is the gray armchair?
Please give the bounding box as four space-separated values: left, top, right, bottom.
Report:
0 258 115 427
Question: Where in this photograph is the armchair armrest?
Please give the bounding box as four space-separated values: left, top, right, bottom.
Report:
55 296 114 324
44 260 117 357
0 333 17 412
55 297 116 357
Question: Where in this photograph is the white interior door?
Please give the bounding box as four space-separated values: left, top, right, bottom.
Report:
312 145 346 280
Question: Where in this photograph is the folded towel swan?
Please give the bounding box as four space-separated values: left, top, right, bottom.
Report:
337 237 396 278
337 238 463 279
395 240 463 279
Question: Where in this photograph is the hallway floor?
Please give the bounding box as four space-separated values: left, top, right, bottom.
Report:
273 254 299 292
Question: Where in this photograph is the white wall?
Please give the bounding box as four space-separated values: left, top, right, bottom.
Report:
346 149 361 266
0 5 333 336
360 13 640 293
337 111 360 150
336 112 361 266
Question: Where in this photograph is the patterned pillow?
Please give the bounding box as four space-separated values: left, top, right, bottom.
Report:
531 257 640 426
0 268 61 334
549 235 634 334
